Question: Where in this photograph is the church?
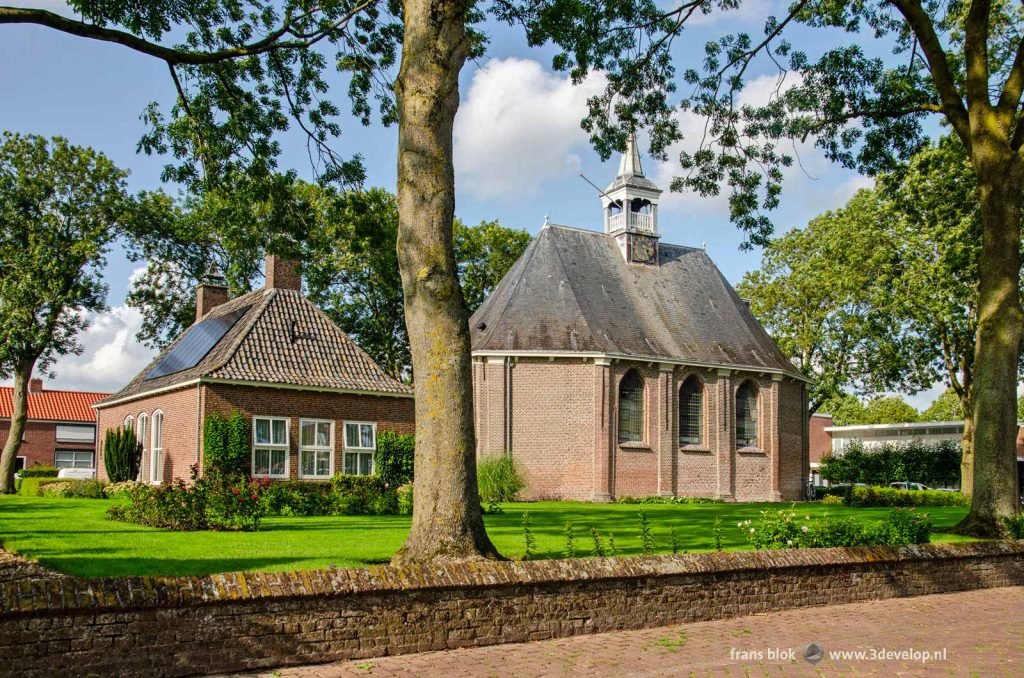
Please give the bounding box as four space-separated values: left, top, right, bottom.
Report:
469 136 809 502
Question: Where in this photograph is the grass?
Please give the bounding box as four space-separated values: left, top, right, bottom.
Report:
0 496 975 578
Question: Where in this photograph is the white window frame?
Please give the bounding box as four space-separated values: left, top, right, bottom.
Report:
136 413 149 481
55 449 95 469
342 421 377 476
252 416 290 479
298 419 334 480
150 410 164 484
15 456 27 473
55 424 96 443
123 415 134 429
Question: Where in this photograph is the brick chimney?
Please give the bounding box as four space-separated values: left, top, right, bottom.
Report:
265 254 301 291
195 268 229 323
28 378 44 394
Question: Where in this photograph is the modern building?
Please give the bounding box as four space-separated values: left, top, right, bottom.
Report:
94 256 414 484
469 135 810 502
0 379 108 473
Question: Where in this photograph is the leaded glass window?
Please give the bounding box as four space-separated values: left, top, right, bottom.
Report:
736 382 759 448
679 377 703 445
618 370 644 444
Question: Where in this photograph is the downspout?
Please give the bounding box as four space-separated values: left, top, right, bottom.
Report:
196 382 202 475
505 358 512 456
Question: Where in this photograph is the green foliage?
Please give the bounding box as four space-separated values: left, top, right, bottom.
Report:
477 456 525 505
107 475 268 531
921 389 965 422
330 474 399 516
204 411 251 477
607 532 617 557
615 495 723 505
821 494 845 506
260 481 337 517
712 517 723 552
590 526 608 557
848 486 970 508
15 478 61 497
454 220 532 314
522 512 537 560
104 426 142 483
669 527 680 555
1001 515 1024 540
374 431 414 487
397 483 414 516
741 508 932 549
819 440 962 488
17 466 59 478
861 397 920 425
40 480 108 499
563 522 577 559
103 481 145 499
639 509 656 555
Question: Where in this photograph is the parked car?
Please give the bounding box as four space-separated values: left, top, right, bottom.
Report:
889 481 931 491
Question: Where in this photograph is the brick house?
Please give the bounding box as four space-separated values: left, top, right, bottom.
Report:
0 379 108 473
470 136 810 502
94 256 414 483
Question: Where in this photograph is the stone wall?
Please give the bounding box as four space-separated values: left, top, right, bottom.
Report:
2 542 1023 677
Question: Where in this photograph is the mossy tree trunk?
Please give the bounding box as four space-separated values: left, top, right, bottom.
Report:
391 0 500 564
0 359 34 494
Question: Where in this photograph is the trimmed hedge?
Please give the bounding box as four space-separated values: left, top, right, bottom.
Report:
258 475 402 517
819 439 961 487
15 477 62 497
17 465 59 478
848 485 969 507
375 431 414 487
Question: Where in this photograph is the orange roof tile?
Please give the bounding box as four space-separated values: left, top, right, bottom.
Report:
0 387 108 423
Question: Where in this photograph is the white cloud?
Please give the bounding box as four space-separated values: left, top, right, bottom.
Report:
455 58 607 200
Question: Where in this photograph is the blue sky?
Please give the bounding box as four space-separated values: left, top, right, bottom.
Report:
0 2 944 407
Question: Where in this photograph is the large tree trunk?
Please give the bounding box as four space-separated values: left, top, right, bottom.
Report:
391 0 500 564
0 359 34 494
959 388 974 495
957 153 1024 535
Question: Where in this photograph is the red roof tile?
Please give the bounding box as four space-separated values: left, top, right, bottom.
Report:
0 387 109 423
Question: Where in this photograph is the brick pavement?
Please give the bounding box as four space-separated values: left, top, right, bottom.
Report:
237 587 1024 677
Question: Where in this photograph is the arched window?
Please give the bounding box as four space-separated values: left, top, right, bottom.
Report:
123 415 134 429
136 413 149 482
736 382 759 448
679 376 704 445
150 410 164 484
618 370 645 444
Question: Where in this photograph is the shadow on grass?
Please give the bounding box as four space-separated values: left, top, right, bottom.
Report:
32 554 317 579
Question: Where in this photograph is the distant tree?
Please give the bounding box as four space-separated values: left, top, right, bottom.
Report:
818 393 868 427
922 389 965 423
455 220 532 315
860 397 920 425
0 132 133 493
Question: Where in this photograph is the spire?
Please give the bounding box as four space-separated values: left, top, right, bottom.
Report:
617 131 644 177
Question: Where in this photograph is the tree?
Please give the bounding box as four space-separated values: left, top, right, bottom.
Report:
0 132 132 493
861 397 920 425
455 220 533 314
818 392 867 427
922 389 965 423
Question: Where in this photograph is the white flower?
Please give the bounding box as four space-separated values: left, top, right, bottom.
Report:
786 540 793 546
749 528 755 533
801 525 809 533
738 522 743 528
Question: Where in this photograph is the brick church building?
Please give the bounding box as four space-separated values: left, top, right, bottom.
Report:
95 256 414 484
470 136 810 502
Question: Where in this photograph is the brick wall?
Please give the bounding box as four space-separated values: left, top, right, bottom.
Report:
809 413 833 466
0 420 97 471
1 542 1022 677
472 357 808 502
96 387 201 483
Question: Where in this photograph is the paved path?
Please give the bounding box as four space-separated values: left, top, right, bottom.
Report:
242 587 1024 677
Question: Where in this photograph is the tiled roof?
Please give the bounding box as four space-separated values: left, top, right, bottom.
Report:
96 288 411 407
470 224 804 378
0 387 107 422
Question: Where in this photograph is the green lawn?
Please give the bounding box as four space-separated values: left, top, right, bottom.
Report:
0 496 975 578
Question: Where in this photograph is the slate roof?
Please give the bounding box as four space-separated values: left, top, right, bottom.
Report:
96 287 411 407
0 387 108 422
470 224 804 378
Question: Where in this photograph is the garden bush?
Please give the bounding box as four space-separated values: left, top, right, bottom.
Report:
848 485 968 507
17 465 59 478
819 439 961 487
740 507 932 549
203 411 250 476
397 483 414 515
331 474 398 515
820 494 845 505
104 426 142 483
478 456 524 505
15 477 62 497
375 431 414 486
616 495 723 505
1001 515 1024 539
38 479 108 499
261 481 337 516
103 480 145 499
107 474 267 531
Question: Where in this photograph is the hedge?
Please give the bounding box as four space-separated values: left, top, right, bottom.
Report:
16 477 63 497
375 431 414 487
818 439 961 487
848 485 970 507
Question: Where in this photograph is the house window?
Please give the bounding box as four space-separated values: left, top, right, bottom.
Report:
55 449 94 469
55 424 95 443
679 376 704 445
736 382 759 448
343 422 376 475
15 456 27 473
300 419 333 479
150 410 164 483
136 413 149 481
123 415 134 429
618 370 645 444
253 416 289 478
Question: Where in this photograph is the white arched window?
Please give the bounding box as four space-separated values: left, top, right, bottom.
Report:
735 382 759 448
123 415 134 429
136 413 149 481
150 410 164 483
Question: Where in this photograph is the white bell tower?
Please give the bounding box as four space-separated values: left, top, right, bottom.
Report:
602 131 663 264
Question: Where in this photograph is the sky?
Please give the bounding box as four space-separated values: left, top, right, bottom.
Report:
0 1 945 408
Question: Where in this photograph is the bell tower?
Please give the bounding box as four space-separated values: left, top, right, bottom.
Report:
602 131 663 264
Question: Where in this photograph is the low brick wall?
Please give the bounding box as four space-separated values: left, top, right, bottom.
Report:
2 542 1023 677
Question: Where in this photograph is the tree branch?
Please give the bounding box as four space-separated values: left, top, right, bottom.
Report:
963 0 993 113
996 36 1024 126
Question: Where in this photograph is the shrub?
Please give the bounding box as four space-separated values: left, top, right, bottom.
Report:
16 477 63 497
104 480 145 499
849 485 968 508
477 456 524 505
819 439 961 487
203 411 250 476
375 431 415 486
1001 515 1024 539
202 473 268 531
741 507 933 549
331 474 398 515
108 475 267 531
38 479 107 499
397 483 414 516
616 495 723 505
17 465 59 478
104 426 142 483
821 494 845 505
261 481 337 517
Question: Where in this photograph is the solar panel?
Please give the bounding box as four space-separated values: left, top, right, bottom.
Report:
144 305 252 380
